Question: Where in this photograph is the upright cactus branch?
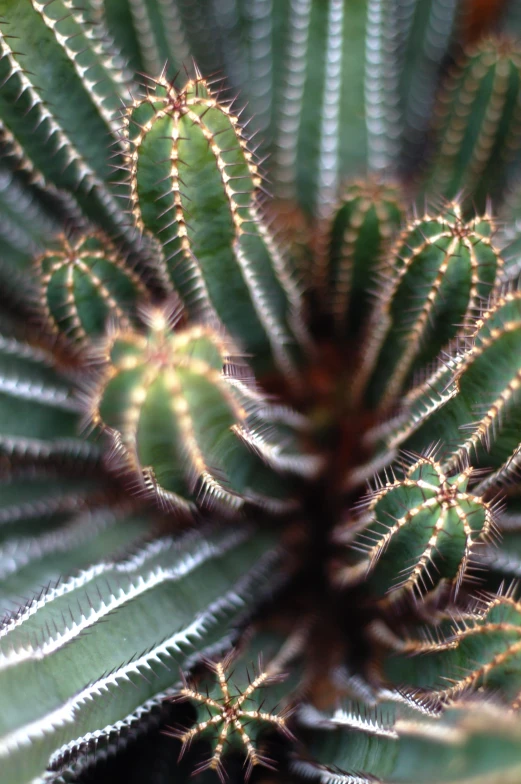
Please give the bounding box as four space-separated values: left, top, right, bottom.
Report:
335 451 500 603
35 233 150 353
426 35 521 208
121 70 308 379
352 201 502 410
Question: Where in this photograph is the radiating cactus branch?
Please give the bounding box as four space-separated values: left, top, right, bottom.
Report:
315 177 404 337
169 651 294 781
335 451 500 602
427 35 521 207
385 587 521 710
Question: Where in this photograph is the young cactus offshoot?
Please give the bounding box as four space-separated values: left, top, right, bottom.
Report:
352 200 503 410
88 300 320 515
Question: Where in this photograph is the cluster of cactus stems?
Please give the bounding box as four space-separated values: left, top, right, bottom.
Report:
7 2 521 784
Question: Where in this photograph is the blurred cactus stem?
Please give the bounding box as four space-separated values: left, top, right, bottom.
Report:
35 233 150 354
426 35 521 209
315 176 405 338
88 301 321 516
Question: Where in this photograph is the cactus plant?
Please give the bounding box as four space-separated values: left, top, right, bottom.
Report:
6 2 521 784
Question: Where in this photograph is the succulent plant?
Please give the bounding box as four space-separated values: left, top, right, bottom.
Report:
6 2 521 784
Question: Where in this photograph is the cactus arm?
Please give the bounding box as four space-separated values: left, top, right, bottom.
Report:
335 453 499 602
0 495 151 611
315 178 405 338
351 203 502 410
425 37 521 208
122 73 309 378
399 0 460 169
0 525 284 784
384 592 521 709
35 233 151 352
0 334 90 449
97 0 191 77
89 304 319 513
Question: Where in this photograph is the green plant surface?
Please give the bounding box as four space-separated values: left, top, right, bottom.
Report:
3 2 521 784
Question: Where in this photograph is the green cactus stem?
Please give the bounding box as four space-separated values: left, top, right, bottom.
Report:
315 176 404 338
292 698 521 783
426 35 521 209
35 233 150 353
88 301 320 515
334 451 500 603
351 201 503 411
384 587 521 711
368 285 521 484
121 70 308 381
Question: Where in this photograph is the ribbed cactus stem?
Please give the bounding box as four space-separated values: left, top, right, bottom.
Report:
335 451 499 602
121 70 308 379
316 177 404 336
35 233 149 352
385 587 521 710
427 35 521 207
377 286 521 481
169 629 302 782
0 524 283 783
352 201 502 410
88 301 319 515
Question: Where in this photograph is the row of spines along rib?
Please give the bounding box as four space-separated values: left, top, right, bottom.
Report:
354 280 521 491
0 521 284 784
0 0 470 237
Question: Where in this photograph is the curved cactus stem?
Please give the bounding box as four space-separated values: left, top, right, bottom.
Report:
425 35 521 209
35 232 151 353
168 627 305 780
0 0 136 241
384 587 521 710
121 70 309 379
87 301 320 515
